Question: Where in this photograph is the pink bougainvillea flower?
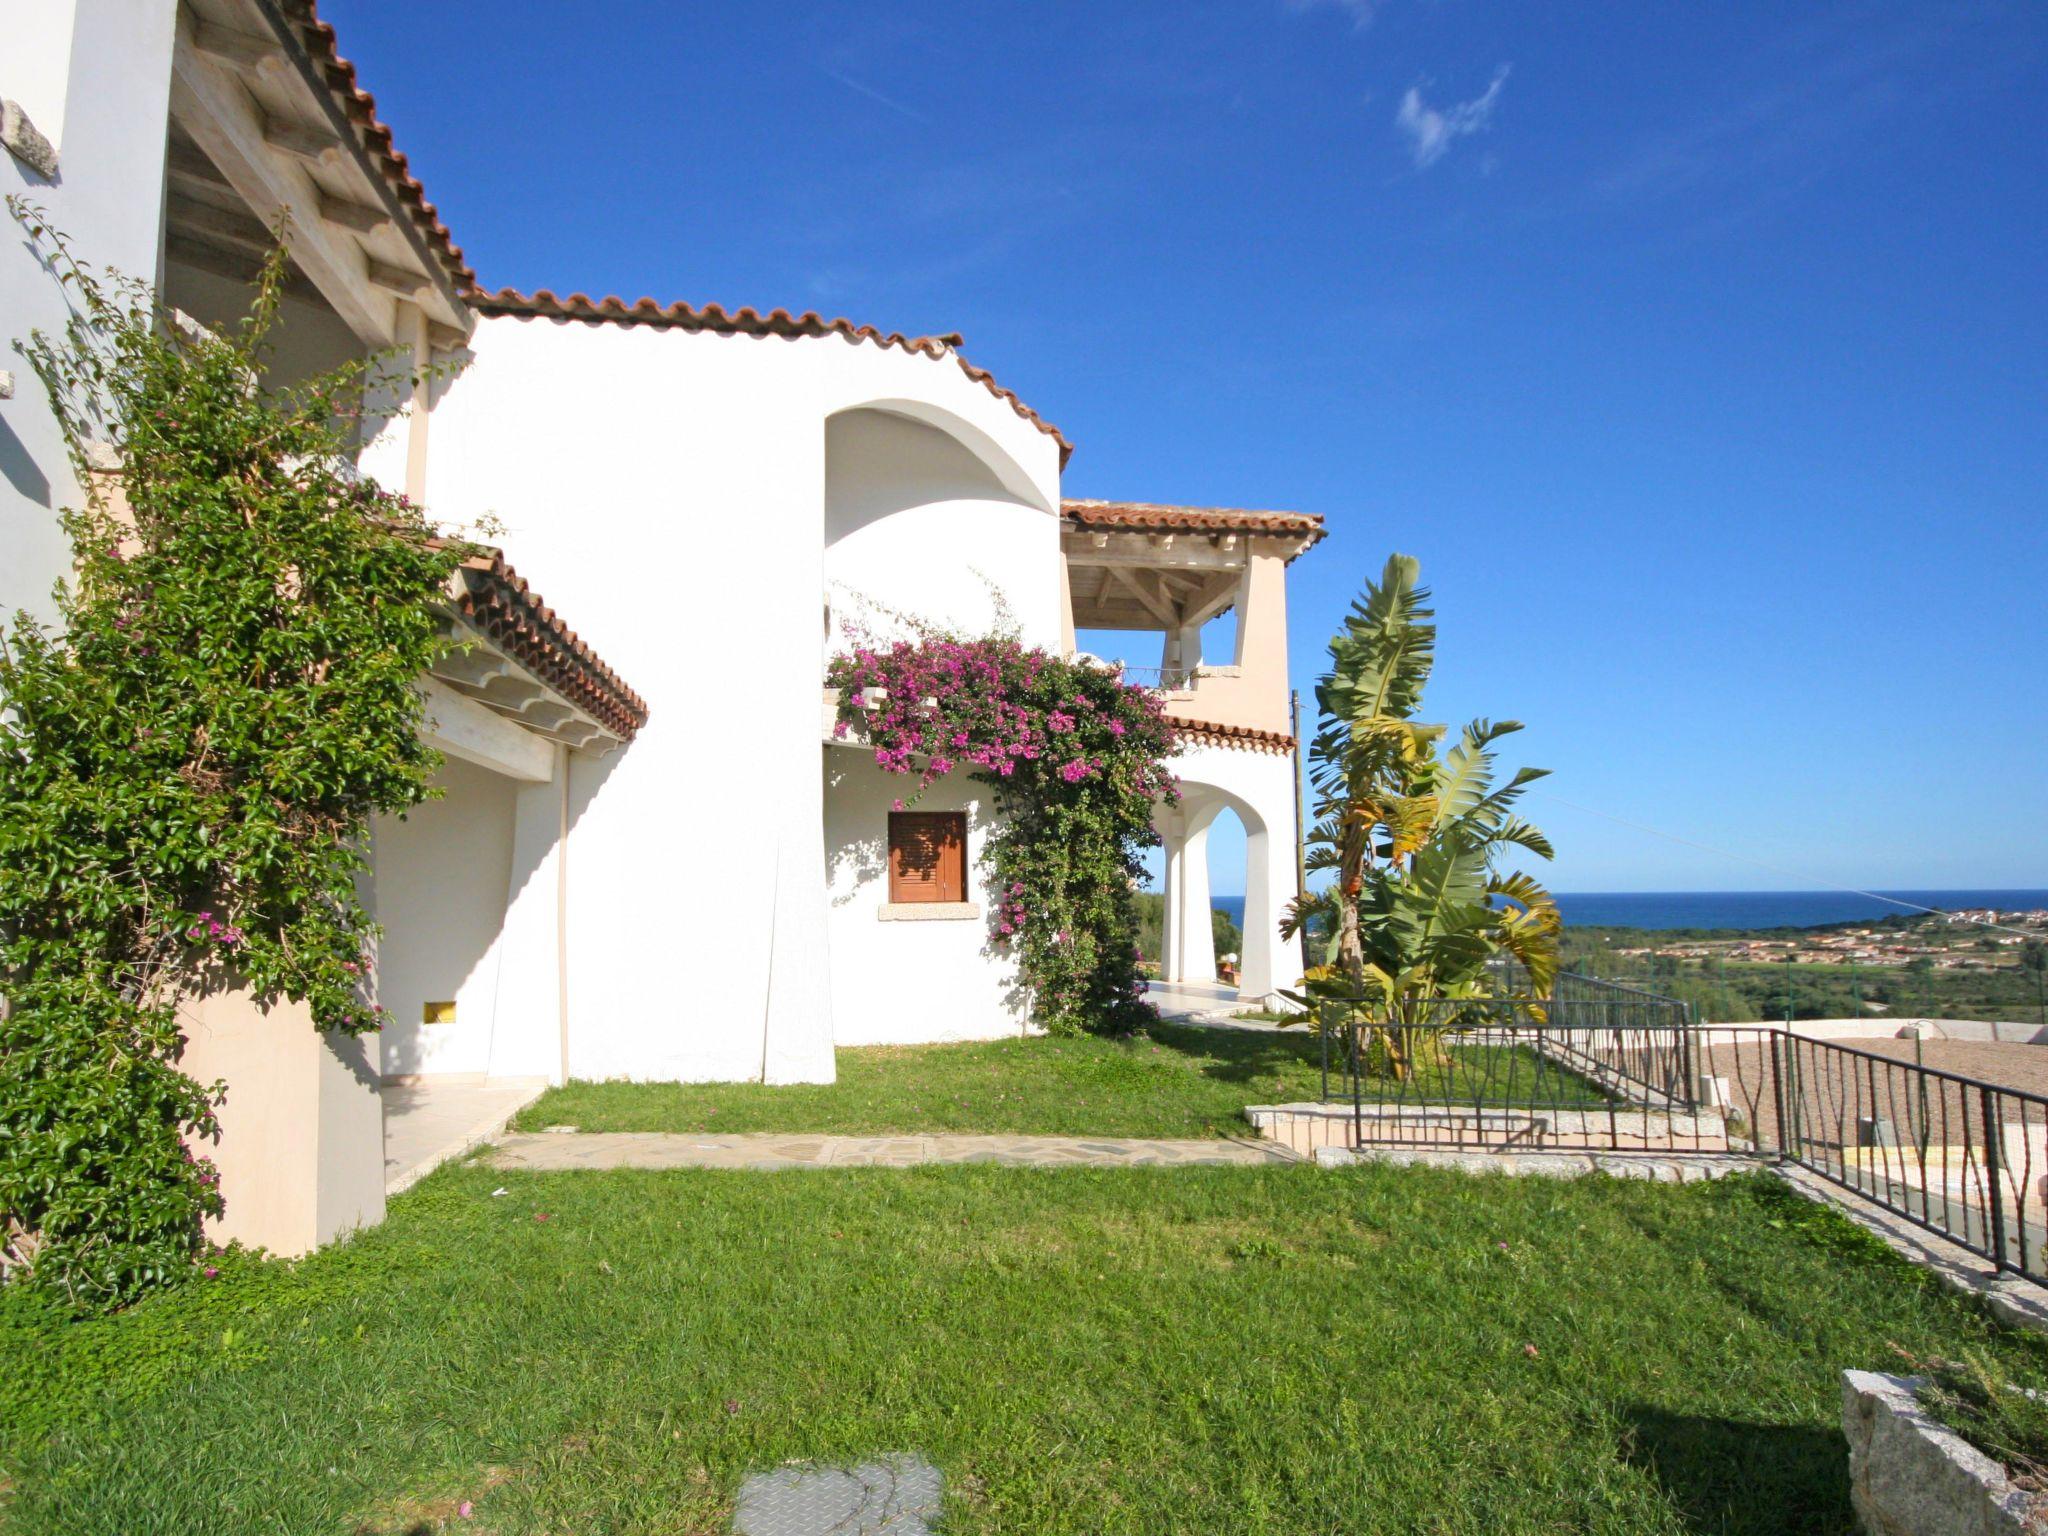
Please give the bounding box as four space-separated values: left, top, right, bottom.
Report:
458 1501 474 1519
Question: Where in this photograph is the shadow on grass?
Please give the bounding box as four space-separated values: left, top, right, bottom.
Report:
1146 1021 1616 1111
1147 1022 1324 1087
1621 1405 1852 1534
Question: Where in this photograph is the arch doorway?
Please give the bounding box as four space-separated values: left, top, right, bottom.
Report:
1155 780 1291 1003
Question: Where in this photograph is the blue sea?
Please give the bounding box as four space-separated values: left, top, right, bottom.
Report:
1207 890 2048 933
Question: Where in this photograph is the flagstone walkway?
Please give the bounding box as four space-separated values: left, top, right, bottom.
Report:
487 1130 1300 1172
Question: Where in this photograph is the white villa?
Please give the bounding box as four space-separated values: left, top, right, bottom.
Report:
2 1 1325 1254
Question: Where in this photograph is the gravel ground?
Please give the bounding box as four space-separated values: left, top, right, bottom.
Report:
1842 1038 2048 1099
1701 1036 2048 1155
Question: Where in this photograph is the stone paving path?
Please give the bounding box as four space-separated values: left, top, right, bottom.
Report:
383 1075 549 1195
733 1455 943 1536
488 1130 1299 1172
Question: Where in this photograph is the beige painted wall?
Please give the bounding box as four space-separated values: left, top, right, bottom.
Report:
1160 542 1294 736
177 985 384 1257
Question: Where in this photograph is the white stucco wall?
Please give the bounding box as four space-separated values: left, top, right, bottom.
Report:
1 0 178 629
823 748 1029 1045
385 313 1063 1081
824 407 1060 649
371 758 518 1076
8 5 79 150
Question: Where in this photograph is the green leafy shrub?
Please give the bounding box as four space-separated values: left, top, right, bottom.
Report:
0 201 462 1308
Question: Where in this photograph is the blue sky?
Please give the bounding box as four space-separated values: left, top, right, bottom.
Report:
330 0 2046 895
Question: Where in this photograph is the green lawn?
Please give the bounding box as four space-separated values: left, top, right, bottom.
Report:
512 1022 1605 1138
4 1164 2043 1534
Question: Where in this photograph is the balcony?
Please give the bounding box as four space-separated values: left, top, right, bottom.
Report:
1060 503 1319 739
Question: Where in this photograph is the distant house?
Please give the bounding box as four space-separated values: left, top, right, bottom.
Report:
2 2 1321 1252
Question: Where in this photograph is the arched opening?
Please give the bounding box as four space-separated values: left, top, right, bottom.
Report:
1154 781 1284 1004
823 406 1055 650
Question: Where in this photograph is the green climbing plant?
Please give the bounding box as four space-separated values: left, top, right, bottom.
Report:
0 200 464 1307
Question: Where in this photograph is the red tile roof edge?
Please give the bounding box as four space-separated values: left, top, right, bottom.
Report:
1169 718 1296 755
1064 499 1326 542
270 7 1070 465
277 1 477 297
467 288 1074 467
444 546 651 742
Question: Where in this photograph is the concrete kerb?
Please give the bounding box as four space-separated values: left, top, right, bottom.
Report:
1771 1163 2048 1337
485 1131 1302 1172
385 1079 549 1197
1309 1145 1755 1183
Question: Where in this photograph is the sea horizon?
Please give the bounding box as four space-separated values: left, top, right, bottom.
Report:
1198 888 2048 933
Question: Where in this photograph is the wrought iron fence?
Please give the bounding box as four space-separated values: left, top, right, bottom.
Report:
1694 1026 2048 1282
1264 973 2048 1282
1273 982 1720 1158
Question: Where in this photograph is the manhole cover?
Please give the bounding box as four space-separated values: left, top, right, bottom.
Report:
732 1454 942 1535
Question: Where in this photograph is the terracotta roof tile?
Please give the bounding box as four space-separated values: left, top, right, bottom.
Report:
469 288 1073 467
442 546 650 742
1170 718 1296 755
274 1 476 298
269 8 1071 466
1064 499 1325 542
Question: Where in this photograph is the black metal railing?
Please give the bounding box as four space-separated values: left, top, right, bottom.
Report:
1694 1026 2048 1282
1285 981 1719 1157
1269 972 2048 1282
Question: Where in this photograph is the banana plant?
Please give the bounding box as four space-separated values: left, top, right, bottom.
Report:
1281 555 1560 1078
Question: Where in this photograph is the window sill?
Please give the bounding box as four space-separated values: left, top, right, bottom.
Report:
878 902 981 922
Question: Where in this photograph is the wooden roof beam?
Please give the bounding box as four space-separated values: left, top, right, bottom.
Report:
261 115 344 164
191 21 286 72
166 138 231 189
171 16 399 346
368 261 431 297
1182 570 1243 629
318 192 391 234
1106 565 1178 627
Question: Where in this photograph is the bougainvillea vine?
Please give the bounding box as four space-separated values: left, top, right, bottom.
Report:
826 635 1179 1037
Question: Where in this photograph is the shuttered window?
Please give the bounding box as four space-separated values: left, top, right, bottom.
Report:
888 811 967 904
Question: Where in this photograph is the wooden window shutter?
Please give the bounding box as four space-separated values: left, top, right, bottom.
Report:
888 812 966 903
